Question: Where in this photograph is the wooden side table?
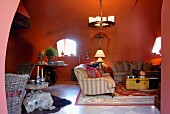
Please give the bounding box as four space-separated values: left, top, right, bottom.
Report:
97 67 113 77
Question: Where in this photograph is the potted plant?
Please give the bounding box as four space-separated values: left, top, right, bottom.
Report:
41 46 58 62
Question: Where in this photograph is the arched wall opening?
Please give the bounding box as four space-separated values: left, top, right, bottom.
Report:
0 0 20 113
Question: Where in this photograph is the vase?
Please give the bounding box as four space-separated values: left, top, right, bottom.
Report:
47 56 54 63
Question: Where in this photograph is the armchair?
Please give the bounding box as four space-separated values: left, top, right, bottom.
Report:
74 64 116 97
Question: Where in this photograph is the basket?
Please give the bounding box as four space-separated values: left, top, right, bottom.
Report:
5 73 29 114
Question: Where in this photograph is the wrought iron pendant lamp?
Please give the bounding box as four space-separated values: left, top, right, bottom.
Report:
88 0 115 28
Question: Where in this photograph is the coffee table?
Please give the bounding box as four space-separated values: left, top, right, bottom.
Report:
126 78 149 90
26 82 49 90
24 82 54 113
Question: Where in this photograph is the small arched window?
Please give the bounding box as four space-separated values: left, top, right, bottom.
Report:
56 39 76 57
152 37 161 55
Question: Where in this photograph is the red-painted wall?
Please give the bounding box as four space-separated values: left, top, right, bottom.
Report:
161 0 170 113
3 0 170 113
6 0 162 81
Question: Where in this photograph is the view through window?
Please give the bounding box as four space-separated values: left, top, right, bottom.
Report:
56 39 76 57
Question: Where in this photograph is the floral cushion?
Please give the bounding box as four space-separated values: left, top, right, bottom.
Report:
86 66 102 78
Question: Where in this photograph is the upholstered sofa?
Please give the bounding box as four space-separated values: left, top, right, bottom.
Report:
111 61 160 84
74 64 116 97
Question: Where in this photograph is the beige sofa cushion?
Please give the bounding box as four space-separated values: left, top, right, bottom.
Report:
111 66 117 72
143 62 152 71
136 61 143 70
122 61 130 71
115 61 124 72
129 61 143 71
129 62 138 71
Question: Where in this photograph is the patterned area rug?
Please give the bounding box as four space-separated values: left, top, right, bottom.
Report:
75 84 158 106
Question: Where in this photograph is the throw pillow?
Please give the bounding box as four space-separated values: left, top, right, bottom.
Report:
86 66 102 78
94 68 102 78
129 62 138 71
122 61 130 71
133 61 143 71
112 62 117 72
143 62 152 71
86 66 97 78
115 61 125 72
137 61 143 71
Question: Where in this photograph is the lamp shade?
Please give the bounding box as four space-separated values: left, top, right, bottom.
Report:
94 50 105 57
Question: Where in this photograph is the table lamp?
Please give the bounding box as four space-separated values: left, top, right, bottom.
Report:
94 49 106 62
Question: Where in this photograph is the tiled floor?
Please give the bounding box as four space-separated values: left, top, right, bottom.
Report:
43 81 160 114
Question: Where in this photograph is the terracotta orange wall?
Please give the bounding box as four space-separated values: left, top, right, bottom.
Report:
0 0 20 113
161 0 170 113
6 0 162 81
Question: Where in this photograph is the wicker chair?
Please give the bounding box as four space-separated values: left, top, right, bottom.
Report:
5 73 30 114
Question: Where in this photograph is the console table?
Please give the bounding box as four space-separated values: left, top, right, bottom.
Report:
36 63 68 84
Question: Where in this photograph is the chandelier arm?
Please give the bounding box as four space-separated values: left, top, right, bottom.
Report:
100 0 102 18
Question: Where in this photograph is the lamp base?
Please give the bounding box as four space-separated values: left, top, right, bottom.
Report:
96 57 103 62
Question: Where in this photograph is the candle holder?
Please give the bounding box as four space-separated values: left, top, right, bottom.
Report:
35 75 40 84
40 77 45 82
